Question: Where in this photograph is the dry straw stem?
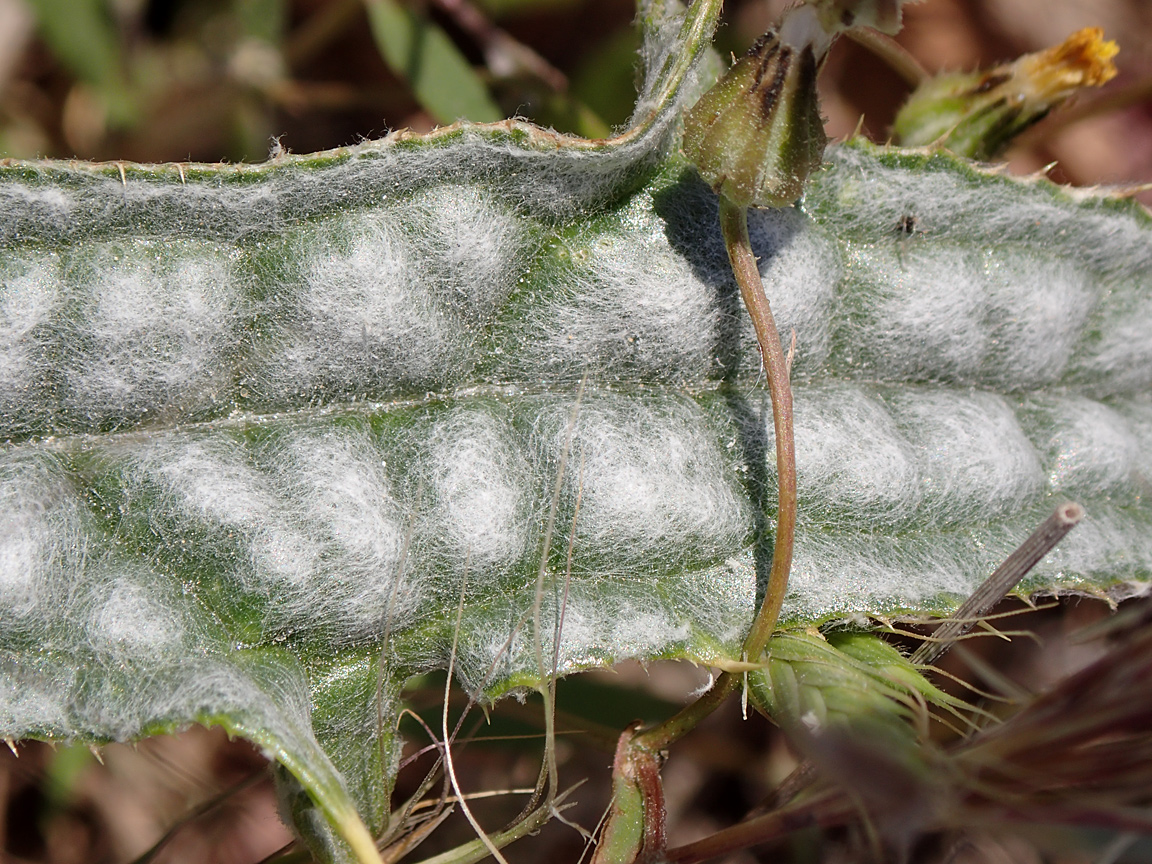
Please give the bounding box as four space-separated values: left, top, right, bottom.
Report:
954 608 1152 834
910 500 1085 666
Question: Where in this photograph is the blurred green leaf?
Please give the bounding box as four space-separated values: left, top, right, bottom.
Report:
364 0 504 124
26 0 118 89
235 0 288 44
25 0 136 126
571 28 641 130
43 743 96 811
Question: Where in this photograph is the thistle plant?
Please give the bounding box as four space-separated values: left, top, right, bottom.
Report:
0 0 1149 862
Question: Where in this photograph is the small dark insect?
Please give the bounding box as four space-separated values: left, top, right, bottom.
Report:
893 213 922 269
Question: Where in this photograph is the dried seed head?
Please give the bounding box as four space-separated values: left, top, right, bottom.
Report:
893 27 1119 160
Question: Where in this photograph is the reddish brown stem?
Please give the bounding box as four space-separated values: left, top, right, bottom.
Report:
592 725 666 864
597 198 799 862
629 201 797 760
664 792 852 864
720 198 797 662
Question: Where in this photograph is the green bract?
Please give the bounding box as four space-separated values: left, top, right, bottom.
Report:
747 630 974 743
683 27 825 207
0 0 1149 859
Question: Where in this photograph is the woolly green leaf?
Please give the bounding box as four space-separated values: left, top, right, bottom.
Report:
0 0 1149 859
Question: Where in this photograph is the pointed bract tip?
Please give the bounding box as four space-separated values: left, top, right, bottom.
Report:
683 29 827 208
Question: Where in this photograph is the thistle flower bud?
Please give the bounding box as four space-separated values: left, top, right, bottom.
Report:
682 0 916 207
749 631 915 736
747 630 973 741
682 24 826 208
893 28 1119 160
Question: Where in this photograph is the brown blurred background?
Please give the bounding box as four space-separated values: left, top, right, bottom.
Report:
0 0 1149 198
0 0 1150 861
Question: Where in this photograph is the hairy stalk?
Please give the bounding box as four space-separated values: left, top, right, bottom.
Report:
512 459 585 831
544 453 586 793
376 513 417 824
514 380 585 827
631 198 797 758
442 560 512 864
419 386 587 863
588 197 800 864
532 380 585 688
721 198 797 662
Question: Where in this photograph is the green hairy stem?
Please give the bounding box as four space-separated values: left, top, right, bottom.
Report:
0 0 1149 860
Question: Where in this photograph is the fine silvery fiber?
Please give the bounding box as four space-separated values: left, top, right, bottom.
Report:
0 0 1149 859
